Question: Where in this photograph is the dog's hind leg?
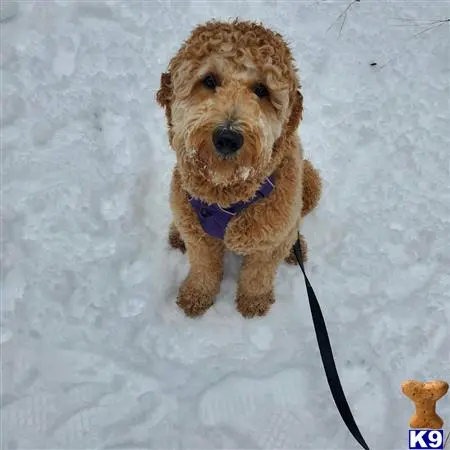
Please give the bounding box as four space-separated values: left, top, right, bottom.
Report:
284 233 308 265
284 159 321 265
168 222 186 253
301 159 322 217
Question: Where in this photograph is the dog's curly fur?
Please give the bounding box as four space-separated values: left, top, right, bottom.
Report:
157 20 322 318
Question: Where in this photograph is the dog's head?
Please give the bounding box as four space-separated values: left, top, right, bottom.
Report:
157 20 302 203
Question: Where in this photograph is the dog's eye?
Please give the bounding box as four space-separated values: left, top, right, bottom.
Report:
253 84 269 98
202 74 218 90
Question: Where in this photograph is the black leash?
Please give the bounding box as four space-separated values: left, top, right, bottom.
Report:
293 233 370 450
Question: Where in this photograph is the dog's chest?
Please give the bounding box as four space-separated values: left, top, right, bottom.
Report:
188 176 275 239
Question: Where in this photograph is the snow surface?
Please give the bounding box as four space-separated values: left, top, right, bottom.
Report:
2 1 450 449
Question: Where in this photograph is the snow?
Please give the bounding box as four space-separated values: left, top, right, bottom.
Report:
2 1 449 448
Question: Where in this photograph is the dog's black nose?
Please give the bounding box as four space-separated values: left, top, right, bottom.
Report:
212 126 244 156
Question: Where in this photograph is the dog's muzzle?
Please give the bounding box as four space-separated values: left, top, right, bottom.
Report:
212 125 244 157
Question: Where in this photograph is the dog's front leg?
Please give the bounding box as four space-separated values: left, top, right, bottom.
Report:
170 168 226 317
236 251 279 318
236 231 295 318
176 235 225 318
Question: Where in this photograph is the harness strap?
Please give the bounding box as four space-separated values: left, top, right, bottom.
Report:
293 233 370 450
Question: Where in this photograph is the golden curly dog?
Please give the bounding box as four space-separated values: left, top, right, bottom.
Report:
157 20 322 318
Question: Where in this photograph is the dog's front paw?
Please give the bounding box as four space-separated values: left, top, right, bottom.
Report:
236 291 275 318
177 281 214 318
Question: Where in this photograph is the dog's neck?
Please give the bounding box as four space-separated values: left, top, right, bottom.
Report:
178 168 269 207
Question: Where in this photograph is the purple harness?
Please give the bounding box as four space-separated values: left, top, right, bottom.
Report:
189 176 275 239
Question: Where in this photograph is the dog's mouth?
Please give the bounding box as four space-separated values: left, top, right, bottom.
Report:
177 117 273 187
215 150 241 161
208 164 257 186
181 144 255 187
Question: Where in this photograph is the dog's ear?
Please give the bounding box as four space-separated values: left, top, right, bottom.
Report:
156 72 172 109
156 72 175 146
284 89 303 136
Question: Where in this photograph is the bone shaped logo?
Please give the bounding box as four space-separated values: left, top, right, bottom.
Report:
402 380 449 429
